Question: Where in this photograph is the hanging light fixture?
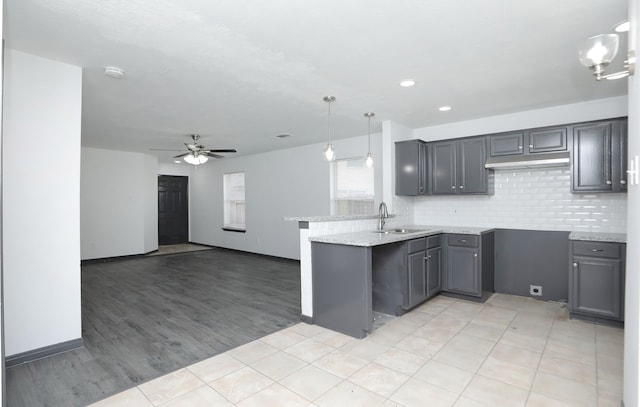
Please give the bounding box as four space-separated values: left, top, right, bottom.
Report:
364 112 375 168
578 31 636 81
323 96 336 161
184 152 208 165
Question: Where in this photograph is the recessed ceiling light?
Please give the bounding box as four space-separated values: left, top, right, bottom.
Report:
399 79 416 87
104 66 125 79
439 106 452 112
275 133 292 139
614 21 629 33
174 160 181 164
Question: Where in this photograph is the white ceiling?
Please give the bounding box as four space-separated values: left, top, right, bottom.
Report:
4 0 629 163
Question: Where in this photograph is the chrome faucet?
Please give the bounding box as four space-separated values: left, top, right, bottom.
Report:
378 202 389 231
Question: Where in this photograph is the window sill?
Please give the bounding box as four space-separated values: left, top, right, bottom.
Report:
222 227 246 233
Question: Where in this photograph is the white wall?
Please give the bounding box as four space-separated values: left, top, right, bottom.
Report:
1 0 5 395
81 147 158 260
2 50 82 356
190 134 382 260
623 0 640 405
144 155 159 253
411 97 629 232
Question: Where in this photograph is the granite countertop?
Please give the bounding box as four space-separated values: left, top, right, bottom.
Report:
569 231 627 243
309 225 494 247
285 214 395 222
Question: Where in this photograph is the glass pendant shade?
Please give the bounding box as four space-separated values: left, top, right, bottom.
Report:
323 96 336 161
365 153 374 168
324 144 335 161
184 153 208 165
578 34 619 68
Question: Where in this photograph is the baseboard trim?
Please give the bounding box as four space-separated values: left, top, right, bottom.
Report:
5 338 84 367
300 314 313 324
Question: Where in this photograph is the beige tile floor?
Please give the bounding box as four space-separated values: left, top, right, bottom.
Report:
89 294 624 407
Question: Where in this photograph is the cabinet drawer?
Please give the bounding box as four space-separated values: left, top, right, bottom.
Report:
426 235 441 249
407 238 426 253
447 234 479 247
572 241 621 259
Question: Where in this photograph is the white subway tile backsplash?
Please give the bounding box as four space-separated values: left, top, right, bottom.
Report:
413 168 627 233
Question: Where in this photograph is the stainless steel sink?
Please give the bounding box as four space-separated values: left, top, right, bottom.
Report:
371 228 427 234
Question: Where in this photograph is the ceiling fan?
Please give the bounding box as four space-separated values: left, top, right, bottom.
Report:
152 134 237 165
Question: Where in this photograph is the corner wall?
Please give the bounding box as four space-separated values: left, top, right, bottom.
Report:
2 50 82 356
623 0 640 404
80 147 158 260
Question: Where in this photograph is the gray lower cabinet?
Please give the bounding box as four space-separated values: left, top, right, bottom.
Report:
426 245 442 298
571 118 628 193
432 137 489 195
372 235 442 315
395 139 428 196
443 232 494 301
569 241 625 323
406 235 442 309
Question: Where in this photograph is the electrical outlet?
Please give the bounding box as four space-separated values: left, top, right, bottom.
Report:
530 285 542 296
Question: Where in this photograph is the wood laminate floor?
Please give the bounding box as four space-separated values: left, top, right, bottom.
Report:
6 248 301 407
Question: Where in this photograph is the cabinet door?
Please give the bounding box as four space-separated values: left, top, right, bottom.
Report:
431 141 457 194
426 246 442 298
570 257 623 320
407 251 427 308
572 122 612 192
396 140 425 196
447 246 480 296
489 132 524 156
613 119 628 192
527 126 567 153
458 138 488 194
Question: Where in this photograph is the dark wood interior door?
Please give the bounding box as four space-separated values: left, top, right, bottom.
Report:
158 175 189 245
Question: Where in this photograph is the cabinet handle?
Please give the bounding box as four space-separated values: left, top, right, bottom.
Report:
460 185 464 189
589 249 604 252
451 186 456 189
518 145 523 149
529 144 533 148
621 180 627 185
606 180 612 185
458 239 468 243
424 256 431 260
573 262 578 267
474 253 478 257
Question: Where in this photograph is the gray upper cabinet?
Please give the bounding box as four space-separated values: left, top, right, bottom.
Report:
571 118 627 193
395 140 428 196
527 126 567 153
569 240 625 322
489 132 525 156
489 125 567 157
432 137 489 195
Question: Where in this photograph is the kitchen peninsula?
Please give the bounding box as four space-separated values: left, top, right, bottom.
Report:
309 226 495 338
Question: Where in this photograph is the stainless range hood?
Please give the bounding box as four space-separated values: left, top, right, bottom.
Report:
484 152 570 170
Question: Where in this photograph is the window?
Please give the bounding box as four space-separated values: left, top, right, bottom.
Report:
223 172 245 231
331 157 374 215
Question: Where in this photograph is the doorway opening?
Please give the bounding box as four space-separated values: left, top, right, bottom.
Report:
158 175 189 245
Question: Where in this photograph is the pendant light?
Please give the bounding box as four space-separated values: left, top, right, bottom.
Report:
323 96 336 161
364 112 375 168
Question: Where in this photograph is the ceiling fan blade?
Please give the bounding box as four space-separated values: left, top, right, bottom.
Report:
203 149 237 153
185 143 198 151
173 152 190 158
149 148 185 152
204 152 225 159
